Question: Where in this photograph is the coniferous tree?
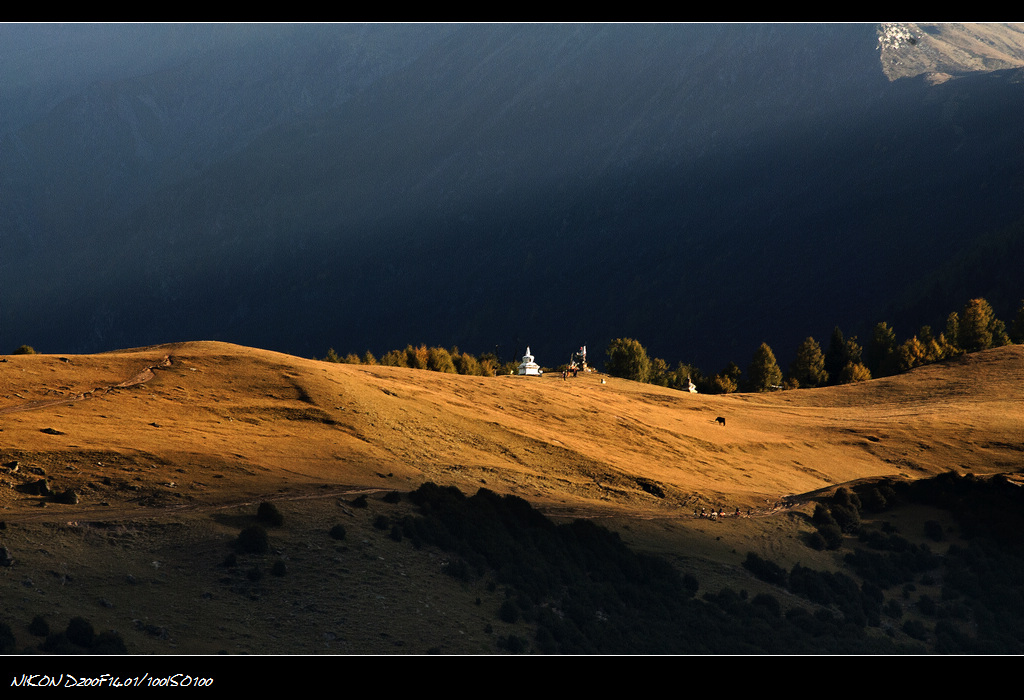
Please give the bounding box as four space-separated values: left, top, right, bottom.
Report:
668 363 703 391
839 361 872 384
706 362 742 394
824 327 848 384
452 350 483 376
790 337 829 388
405 344 429 370
648 357 671 386
477 352 504 376
917 325 946 364
958 298 997 352
704 361 740 394
993 320 1011 347
748 343 783 392
380 349 408 367
867 322 898 377
944 312 963 355
605 338 652 383
823 329 870 384
708 373 738 394
722 362 742 385
1010 300 1024 344
426 346 457 373
895 336 926 373
844 334 865 367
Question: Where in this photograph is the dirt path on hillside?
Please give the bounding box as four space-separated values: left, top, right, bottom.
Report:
0 355 172 416
7 478 807 528
3 483 389 525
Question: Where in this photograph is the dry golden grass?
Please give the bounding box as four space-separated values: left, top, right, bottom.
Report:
0 341 1021 653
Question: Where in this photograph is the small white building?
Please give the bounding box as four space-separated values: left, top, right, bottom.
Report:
517 347 542 376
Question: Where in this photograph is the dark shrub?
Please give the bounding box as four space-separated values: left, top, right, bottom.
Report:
934 620 974 654
271 560 287 576
235 525 269 554
751 593 782 618
924 520 944 542
444 558 472 583
221 553 238 568
812 503 837 528
683 573 699 597
743 552 788 587
884 599 903 619
373 515 390 530
22 478 51 496
28 615 49 637
351 495 368 509
941 600 970 620
902 619 929 641
66 617 95 648
862 580 884 605
535 626 558 654
0 622 15 653
389 525 403 542
408 482 466 509
706 586 744 615
819 523 844 550
256 502 284 527
861 487 888 513
844 549 907 589
499 600 520 624
92 630 128 654
246 566 263 582
53 489 79 505
833 487 862 511
41 632 75 654
830 504 861 534
329 524 347 540
498 634 528 654
382 491 402 504
807 531 827 550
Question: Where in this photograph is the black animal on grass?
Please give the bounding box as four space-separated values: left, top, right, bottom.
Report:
715 416 726 426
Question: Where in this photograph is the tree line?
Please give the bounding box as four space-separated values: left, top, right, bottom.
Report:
605 296 1024 393
319 296 1024 392
321 344 520 377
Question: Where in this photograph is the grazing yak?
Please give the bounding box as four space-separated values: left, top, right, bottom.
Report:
715 416 726 426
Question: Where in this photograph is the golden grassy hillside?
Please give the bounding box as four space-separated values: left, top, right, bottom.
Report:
2 340 1021 519
0 341 1021 654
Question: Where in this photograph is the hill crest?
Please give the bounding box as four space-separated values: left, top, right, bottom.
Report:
2 340 1021 520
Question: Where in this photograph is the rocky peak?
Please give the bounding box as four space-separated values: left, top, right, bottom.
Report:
878 22 1024 82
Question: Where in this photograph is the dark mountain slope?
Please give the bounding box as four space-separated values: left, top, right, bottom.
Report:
2 25 1022 371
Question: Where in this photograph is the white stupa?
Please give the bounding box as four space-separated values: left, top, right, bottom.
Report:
517 347 542 376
